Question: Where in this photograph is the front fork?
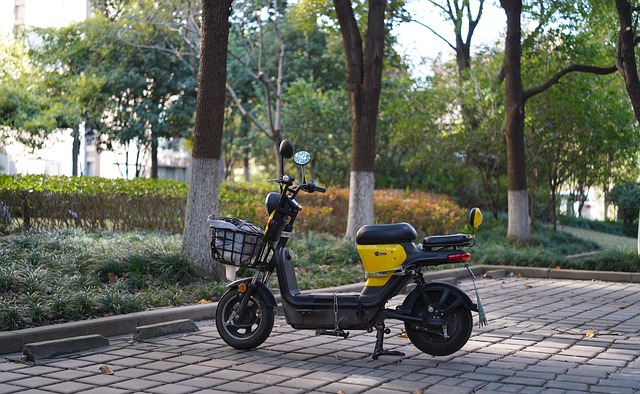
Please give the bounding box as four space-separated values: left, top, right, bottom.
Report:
224 270 273 325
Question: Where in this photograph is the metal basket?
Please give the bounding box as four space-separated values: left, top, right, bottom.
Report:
208 216 264 268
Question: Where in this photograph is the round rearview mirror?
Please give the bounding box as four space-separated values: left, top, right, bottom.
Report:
294 150 311 166
469 207 483 229
279 140 294 159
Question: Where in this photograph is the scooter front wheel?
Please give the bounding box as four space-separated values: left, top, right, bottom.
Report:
405 287 472 356
215 288 274 350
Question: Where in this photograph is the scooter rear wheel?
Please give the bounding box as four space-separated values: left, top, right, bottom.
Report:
216 288 274 350
405 287 473 356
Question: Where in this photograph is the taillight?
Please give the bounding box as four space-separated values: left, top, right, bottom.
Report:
447 252 471 263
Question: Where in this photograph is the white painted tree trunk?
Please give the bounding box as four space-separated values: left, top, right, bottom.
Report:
507 189 531 243
183 157 224 280
344 171 375 243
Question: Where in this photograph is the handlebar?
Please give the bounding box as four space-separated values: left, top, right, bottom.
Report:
300 181 326 194
268 176 326 194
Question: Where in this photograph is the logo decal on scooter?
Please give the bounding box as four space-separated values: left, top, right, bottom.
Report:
374 251 387 256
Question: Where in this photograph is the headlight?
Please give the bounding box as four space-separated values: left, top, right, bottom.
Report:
265 192 280 216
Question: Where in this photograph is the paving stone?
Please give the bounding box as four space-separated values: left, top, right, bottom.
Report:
110 379 163 391
0 384 23 393
2 276 639 393
10 376 60 389
210 381 265 393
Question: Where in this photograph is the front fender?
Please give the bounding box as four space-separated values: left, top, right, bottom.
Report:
226 278 277 308
401 282 477 313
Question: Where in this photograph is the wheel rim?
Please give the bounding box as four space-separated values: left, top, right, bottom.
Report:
411 288 465 342
220 294 263 341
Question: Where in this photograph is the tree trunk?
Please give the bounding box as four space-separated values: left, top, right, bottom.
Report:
182 0 232 280
72 124 80 176
334 0 386 242
150 136 158 179
615 0 640 123
501 0 531 243
637 209 639 255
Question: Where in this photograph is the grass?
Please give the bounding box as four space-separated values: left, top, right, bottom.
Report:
1 216 638 331
0 229 362 331
558 225 637 253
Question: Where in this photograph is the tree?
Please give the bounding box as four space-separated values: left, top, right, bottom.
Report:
499 0 617 242
182 0 233 280
403 1 506 218
609 183 640 232
27 16 196 178
614 0 640 122
334 0 387 242
226 0 288 176
0 37 64 151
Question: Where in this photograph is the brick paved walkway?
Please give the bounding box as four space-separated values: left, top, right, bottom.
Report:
1 276 639 393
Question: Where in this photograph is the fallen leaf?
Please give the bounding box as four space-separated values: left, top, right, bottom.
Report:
515 272 523 278
107 272 117 284
555 265 561 269
412 390 424 394
197 299 213 304
616 306 627 310
399 329 408 338
585 331 597 338
524 284 533 289
6 355 29 364
99 365 114 375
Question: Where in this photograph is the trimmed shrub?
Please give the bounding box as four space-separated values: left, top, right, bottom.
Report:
0 176 468 236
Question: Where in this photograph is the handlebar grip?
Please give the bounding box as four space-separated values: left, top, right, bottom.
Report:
315 185 327 193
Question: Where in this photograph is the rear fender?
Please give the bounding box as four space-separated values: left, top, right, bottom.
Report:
401 282 477 313
226 278 277 308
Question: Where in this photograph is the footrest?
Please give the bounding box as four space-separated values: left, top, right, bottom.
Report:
316 329 349 339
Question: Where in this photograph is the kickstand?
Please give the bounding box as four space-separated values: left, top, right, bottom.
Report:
372 323 404 360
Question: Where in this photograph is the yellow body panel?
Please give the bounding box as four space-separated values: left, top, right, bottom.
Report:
358 244 407 286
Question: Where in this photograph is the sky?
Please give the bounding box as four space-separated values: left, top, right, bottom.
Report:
0 0 88 36
395 0 506 76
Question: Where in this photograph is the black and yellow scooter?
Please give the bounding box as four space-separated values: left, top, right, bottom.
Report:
210 140 486 359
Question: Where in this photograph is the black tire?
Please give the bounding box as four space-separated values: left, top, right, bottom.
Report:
405 287 473 356
215 288 274 350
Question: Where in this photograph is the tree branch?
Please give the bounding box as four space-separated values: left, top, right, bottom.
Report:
400 15 456 52
225 82 271 139
523 64 618 101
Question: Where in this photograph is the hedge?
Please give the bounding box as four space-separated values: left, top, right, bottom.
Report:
0 175 467 237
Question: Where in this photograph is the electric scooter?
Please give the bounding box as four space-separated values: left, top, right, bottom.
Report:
209 140 486 359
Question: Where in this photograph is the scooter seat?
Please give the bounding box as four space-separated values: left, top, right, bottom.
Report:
356 223 417 245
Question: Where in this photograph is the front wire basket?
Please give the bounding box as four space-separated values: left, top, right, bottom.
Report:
208 216 264 268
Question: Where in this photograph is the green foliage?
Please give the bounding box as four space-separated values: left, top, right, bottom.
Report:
0 230 218 331
609 182 640 230
0 174 188 233
286 232 364 289
281 79 351 186
0 230 359 331
0 37 62 149
558 214 637 238
474 215 640 272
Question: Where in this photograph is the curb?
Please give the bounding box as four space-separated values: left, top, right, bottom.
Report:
2 265 638 357
23 334 109 362
133 319 200 341
0 303 216 355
